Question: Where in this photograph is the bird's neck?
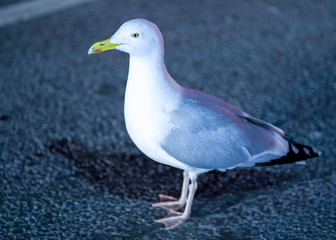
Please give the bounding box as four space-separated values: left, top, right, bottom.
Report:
126 54 182 102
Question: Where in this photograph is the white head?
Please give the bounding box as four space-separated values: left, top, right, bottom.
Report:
88 19 164 58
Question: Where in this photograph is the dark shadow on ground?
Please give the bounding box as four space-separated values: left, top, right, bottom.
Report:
48 138 297 202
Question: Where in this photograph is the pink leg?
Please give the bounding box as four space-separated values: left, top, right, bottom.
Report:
152 171 189 211
155 172 198 229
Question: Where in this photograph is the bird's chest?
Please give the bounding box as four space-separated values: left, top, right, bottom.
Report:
123 81 173 159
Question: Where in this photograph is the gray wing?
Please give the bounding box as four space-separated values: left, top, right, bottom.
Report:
161 89 289 170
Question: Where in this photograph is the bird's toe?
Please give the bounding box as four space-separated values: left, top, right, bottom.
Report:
155 215 188 229
152 201 183 211
158 194 178 202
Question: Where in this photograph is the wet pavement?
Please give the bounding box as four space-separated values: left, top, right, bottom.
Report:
0 0 336 239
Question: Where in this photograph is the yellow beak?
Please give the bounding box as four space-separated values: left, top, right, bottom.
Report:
88 38 122 55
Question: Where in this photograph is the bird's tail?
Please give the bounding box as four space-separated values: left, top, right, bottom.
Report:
256 141 321 166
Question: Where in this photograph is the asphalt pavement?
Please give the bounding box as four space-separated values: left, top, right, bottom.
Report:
0 0 335 239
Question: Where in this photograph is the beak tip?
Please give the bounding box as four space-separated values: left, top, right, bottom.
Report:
88 46 94 55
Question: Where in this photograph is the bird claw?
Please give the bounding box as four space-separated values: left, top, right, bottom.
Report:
155 215 188 229
159 194 178 202
152 194 184 210
152 201 182 211
166 209 183 217
152 200 184 210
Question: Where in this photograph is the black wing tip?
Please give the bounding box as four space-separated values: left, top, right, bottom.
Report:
256 141 320 167
291 141 320 158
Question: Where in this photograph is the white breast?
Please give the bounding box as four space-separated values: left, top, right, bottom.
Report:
124 82 170 155
123 57 191 170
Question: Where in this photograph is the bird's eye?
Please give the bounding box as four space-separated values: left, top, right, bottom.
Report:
131 33 140 38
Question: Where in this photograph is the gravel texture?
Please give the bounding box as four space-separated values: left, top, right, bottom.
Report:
0 0 335 239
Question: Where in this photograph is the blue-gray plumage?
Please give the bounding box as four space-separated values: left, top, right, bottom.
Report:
88 18 320 229
162 88 289 170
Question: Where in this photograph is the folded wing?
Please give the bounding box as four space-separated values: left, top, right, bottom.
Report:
161 88 289 170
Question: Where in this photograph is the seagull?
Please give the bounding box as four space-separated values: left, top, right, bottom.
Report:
88 18 320 229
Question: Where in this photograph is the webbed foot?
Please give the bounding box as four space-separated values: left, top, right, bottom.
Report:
152 194 185 210
155 214 188 229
